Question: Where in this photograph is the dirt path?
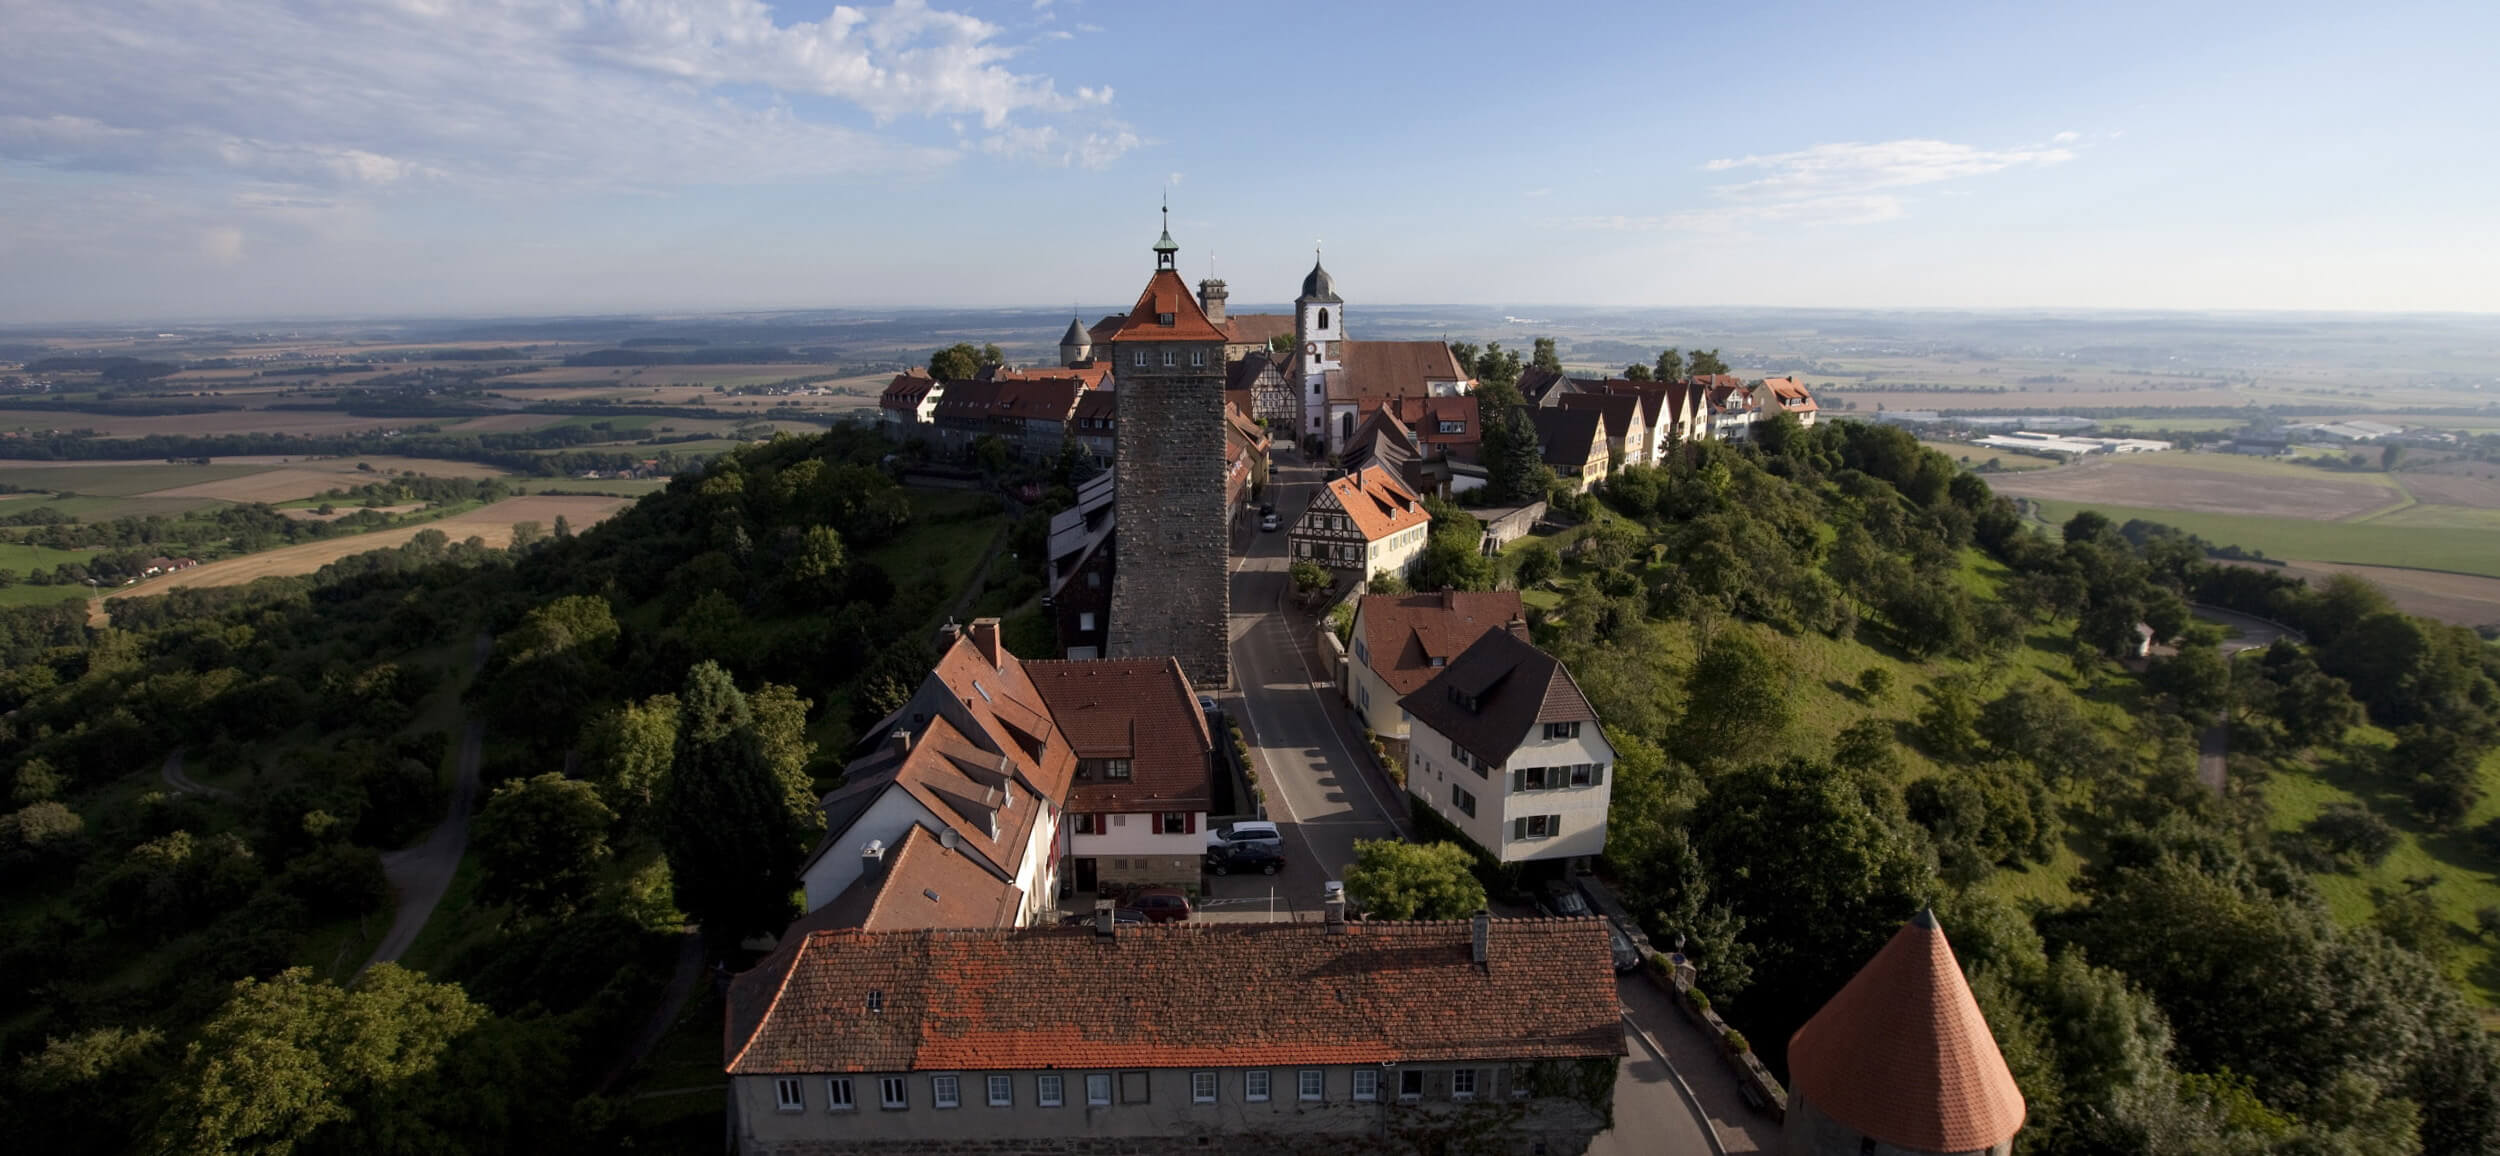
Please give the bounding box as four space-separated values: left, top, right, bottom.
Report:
158 751 229 799
2189 605 2304 795
361 632 492 974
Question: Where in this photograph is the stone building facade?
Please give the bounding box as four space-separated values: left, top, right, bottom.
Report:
1106 216 1231 689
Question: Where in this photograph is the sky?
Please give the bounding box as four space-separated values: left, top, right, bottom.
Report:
2 0 2496 323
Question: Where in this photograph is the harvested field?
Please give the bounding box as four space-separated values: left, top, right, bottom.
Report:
0 463 267 496
445 413 566 433
117 495 634 596
1988 454 2396 521
139 468 374 502
2402 471 2500 509
0 407 409 438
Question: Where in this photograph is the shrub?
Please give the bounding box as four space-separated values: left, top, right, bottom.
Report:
1856 666 1891 698
1686 988 1711 1013
1722 1029 1750 1054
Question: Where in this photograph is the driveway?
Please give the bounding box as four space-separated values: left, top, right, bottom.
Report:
1606 976 1781 1154
1215 450 1405 916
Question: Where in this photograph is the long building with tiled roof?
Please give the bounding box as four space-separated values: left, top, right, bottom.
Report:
1785 910 2026 1155
725 912 1625 1154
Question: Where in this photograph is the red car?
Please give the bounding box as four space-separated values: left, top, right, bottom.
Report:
1128 887 1192 923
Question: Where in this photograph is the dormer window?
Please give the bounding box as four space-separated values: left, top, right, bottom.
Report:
1082 757 1131 781
1429 657 1446 668
1158 312 1175 326
867 990 884 1013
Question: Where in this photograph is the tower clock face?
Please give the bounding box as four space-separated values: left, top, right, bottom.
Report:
1305 342 1319 355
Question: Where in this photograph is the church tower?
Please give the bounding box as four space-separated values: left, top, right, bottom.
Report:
1784 910 2026 1156
1105 209 1231 688
1292 250 1345 444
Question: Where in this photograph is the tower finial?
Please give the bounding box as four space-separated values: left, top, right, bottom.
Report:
1153 197 1179 268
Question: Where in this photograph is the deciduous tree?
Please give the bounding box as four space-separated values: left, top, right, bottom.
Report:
473 773 615 919
1344 839 1486 920
661 663 823 946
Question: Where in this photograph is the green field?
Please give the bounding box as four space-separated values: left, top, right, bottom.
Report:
510 476 675 497
2095 417 2252 433
864 489 1004 614
0 584 90 608
0 541 101 571
0 463 267 496
2028 497 2500 578
2261 738 2500 1011
1920 440 2058 470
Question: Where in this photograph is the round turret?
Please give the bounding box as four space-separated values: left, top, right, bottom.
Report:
1058 316 1091 368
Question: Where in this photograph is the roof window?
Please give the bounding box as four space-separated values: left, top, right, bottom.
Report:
1158 312 1175 326
867 990 884 1013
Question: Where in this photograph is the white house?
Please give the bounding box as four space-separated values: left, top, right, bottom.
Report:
1759 377 1821 428
1289 465 1432 579
1400 627 1614 865
1344 590 1524 742
1023 656 1214 895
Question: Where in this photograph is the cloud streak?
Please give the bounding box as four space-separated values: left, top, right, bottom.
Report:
1562 136 2077 233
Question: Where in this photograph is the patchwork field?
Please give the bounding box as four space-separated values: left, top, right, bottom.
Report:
0 463 271 496
0 406 410 438
1990 453 2401 520
2224 560 2500 628
1920 440 2058 470
2026 498 2500 579
114 495 636 596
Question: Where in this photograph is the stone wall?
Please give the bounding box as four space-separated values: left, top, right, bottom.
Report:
1109 342 1232 689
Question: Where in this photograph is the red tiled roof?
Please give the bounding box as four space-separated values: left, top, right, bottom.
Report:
1356 590 1526 697
1326 465 1431 542
808 711 1043 886
725 919 1625 1075
1107 270 1229 343
931 378 1084 420
1761 376 1818 411
1357 395 1479 448
1023 657 1212 813
1334 340 1468 401
928 630 1077 806
1218 314 1294 346
1072 390 1116 424
808 824 1024 933
880 370 936 409
1787 911 2026 1153
989 365 1111 389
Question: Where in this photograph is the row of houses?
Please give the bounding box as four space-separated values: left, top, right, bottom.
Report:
1520 369 1822 492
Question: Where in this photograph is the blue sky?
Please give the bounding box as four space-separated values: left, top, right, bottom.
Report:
2 0 2494 322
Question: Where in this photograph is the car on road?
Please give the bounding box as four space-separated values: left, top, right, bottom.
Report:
1539 880 1593 919
1259 512 1281 532
1127 887 1193 923
1258 501 1276 517
1207 820 1282 851
1606 920 1643 973
1205 842 1286 876
1198 693 1219 715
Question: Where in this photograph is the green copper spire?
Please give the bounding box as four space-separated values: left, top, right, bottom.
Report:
1153 199 1177 269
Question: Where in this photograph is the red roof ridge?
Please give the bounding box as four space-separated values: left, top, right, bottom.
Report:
1787 911 2025 1152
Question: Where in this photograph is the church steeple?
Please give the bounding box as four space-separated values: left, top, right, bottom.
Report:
1153 201 1178 270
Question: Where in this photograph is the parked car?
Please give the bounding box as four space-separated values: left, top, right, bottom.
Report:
1258 501 1276 517
1207 820 1282 851
1198 694 1219 715
1127 887 1193 923
1538 880 1592 919
1062 908 1145 927
1205 842 1285 876
1606 920 1642 973
1259 512 1281 532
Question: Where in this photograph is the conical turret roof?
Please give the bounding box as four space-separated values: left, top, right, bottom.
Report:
1059 316 1089 347
1786 910 2025 1153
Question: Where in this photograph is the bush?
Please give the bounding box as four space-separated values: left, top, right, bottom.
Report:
1686 987 1711 1013
1856 667 1891 698
279 842 389 920
1722 1029 1750 1054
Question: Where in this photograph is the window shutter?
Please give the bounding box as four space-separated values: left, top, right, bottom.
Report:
1512 817 1527 841
1590 764 1605 787
1512 768 1524 793
1185 812 1197 834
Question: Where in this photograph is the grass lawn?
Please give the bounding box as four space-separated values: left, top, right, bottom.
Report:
614 985 730 1151
865 489 1003 617
0 584 90 608
2027 497 2500 578
0 540 100 572
511 476 675 497
2257 739 2500 1013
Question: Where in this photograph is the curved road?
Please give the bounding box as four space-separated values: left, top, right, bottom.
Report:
361 632 493 974
2188 604 2302 793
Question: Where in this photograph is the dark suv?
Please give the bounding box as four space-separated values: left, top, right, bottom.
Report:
1205 842 1286 876
1127 887 1193 923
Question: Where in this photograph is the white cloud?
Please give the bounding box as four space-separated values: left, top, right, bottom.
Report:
0 0 1136 197
1565 137 2077 233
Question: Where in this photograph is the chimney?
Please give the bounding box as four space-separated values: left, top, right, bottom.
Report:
861 839 887 877
1440 589 1457 609
1094 899 1117 938
1506 615 1530 641
1323 881 1348 935
970 617 1003 667
936 619 963 649
889 729 914 759
1471 909 1490 967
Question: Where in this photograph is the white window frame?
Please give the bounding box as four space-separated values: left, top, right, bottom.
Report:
987 1074 1012 1107
1452 1068 1477 1100
932 1074 960 1109
1352 1068 1378 1102
1132 350 1146 367
1245 1069 1271 1102
1162 350 1176 367
775 1077 805 1113
1191 350 1206 367
880 1076 908 1110
1298 1069 1324 1102
826 1077 855 1112
1192 1071 1218 1103
1087 1073 1113 1106
1038 1074 1065 1107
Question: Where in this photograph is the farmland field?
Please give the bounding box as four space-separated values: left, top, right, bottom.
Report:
1989 453 2400 521
0 462 269 496
2222 559 2500 628
1919 440 2057 470
114 495 636 597
2025 498 2500 578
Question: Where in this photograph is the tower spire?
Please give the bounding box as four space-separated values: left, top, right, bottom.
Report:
1153 196 1178 270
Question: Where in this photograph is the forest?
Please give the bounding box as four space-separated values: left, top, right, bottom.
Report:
1 408 2496 1154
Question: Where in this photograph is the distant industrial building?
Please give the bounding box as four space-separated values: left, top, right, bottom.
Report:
1971 431 2171 455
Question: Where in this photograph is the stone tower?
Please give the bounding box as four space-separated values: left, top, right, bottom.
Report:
1784 910 2026 1156
1292 250 1345 443
1106 211 1231 689
1058 315 1091 368
1197 277 1229 325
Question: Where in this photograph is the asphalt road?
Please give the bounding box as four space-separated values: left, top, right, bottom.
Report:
1204 451 1406 918
361 632 492 973
2187 603 2301 793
